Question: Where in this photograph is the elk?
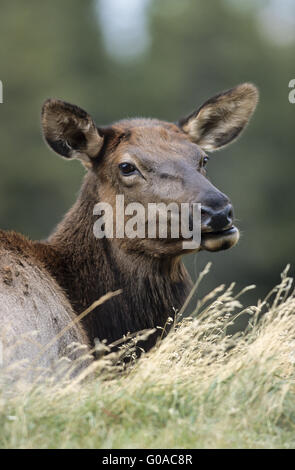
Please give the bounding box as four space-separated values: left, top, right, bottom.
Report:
0 83 258 374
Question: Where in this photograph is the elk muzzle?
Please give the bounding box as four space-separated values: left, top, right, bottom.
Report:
200 203 239 252
201 203 234 232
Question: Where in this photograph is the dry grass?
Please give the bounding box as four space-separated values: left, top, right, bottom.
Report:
0 264 295 448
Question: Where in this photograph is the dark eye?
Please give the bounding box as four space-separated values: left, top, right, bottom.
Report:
203 156 209 166
119 162 137 175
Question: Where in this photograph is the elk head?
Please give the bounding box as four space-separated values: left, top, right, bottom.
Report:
42 83 258 257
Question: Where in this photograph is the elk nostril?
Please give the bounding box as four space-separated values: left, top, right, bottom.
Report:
207 204 234 231
227 206 234 223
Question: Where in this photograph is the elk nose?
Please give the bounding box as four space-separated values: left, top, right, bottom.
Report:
201 204 234 232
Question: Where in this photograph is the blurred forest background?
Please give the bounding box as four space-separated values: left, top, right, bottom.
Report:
0 0 294 306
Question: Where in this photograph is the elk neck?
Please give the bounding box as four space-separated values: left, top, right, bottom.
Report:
39 171 192 345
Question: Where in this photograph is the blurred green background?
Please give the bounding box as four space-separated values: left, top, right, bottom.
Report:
0 0 294 306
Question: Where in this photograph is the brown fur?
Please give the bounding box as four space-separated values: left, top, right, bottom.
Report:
0 230 89 378
0 83 258 366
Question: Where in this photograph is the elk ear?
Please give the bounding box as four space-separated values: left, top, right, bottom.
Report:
179 83 259 151
41 99 104 166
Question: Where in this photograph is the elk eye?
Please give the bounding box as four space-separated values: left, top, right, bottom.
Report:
203 156 209 166
119 162 137 175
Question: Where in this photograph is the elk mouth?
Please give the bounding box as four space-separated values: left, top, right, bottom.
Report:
201 226 239 252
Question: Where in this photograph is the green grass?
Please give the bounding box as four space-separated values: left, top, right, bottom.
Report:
1 265 295 449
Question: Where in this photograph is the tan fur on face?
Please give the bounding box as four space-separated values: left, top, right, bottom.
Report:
181 83 259 151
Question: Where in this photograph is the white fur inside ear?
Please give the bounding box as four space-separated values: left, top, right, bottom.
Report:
182 83 259 151
42 99 104 162
59 123 103 162
80 122 103 159
70 150 92 163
